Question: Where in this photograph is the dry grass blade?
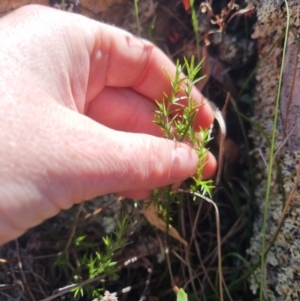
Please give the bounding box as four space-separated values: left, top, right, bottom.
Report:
266 162 300 252
64 203 83 258
39 275 106 301
209 95 228 186
179 189 224 301
15 240 35 301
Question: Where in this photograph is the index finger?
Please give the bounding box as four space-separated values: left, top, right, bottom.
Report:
87 23 214 129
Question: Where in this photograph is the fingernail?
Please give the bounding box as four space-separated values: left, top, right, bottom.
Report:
170 147 198 180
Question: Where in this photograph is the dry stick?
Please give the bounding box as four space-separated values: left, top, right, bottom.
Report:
29 253 60 261
273 123 297 158
202 214 244 265
150 216 175 287
61 0 66 10
32 272 47 299
180 198 192 287
172 248 203 291
82 196 120 220
132 258 153 301
179 190 224 301
185 243 239 300
159 4 190 32
64 203 83 258
172 250 188 266
183 273 206 299
225 0 236 22
184 199 204 296
184 247 199 297
6 268 29 301
179 201 190 288
40 247 163 301
14 240 36 301
39 274 106 301
195 242 217 299
180 198 187 239
0 291 19 301
222 280 234 301
12 280 24 301
6 266 17 289
191 201 208 290
188 200 204 252
209 94 228 186
191 215 242 300
260 2 290 298
266 163 300 253
282 42 298 138
165 245 175 287
256 148 268 170
173 202 211 295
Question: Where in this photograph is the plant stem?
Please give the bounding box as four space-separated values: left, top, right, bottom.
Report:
259 1 289 300
134 0 141 36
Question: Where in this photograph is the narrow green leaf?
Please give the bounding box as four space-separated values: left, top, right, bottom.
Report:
177 288 188 301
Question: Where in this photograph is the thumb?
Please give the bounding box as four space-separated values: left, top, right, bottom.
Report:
0 103 199 244
57 114 199 205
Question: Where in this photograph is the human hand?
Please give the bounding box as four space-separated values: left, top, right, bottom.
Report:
0 5 216 244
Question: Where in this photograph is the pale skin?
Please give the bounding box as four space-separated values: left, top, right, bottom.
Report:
0 5 217 244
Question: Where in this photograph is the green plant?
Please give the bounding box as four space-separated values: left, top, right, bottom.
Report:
259 1 290 300
189 0 201 59
134 0 141 36
155 56 213 192
176 287 188 301
147 57 211 243
61 0 66 10
145 56 226 300
151 56 213 223
52 215 130 299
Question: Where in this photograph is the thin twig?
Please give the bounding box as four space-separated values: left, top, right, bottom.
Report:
266 163 300 253
203 214 244 264
138 258 153 301
39 274 106 301
15 240 35 301
185 198 204 296
209 98 227 186
0 291 19 301
64 203 83 258
165 246 175 287
273 123 297 158
179 190 224 301
259 1 290 299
